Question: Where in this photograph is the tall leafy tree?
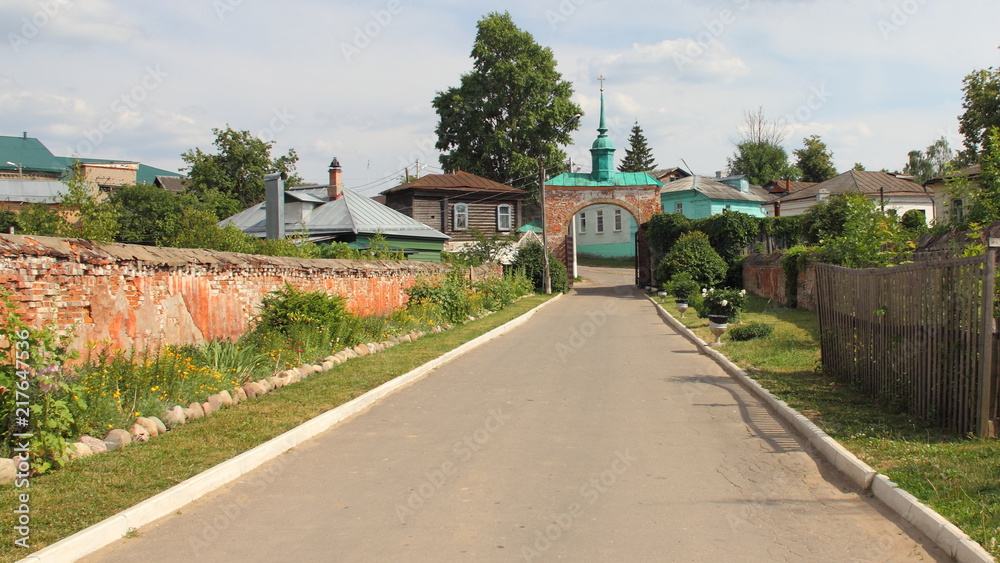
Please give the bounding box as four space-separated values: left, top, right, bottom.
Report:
793 135 837 183
958 65 1000 165
726 107 798 185
618 120 657 172
951 126 1000 228
108 184 240 246
433 12 582 199
182 127 300 208
903 136 954 183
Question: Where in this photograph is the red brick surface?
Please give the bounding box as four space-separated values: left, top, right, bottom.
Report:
742 253 816 310
0 235 499 355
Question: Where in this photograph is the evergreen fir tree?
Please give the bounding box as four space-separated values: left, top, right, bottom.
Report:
618 121 657 172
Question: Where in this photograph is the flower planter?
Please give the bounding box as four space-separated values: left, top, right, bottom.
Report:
707 314 729 344
657 290 667 298
675 298 689 318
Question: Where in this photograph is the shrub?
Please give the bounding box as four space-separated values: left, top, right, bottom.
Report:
252 284 353 346
728 322 774 341
511 240 568 293
901 209 929 236
647 212 692 254
801 194 852 244
668 272 699 300
698 211 761 265
407 269 477 324
656 231 727 286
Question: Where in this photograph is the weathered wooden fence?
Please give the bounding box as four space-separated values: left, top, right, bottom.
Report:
814 255 998 436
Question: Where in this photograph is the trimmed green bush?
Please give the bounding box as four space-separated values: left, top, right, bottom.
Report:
668 272 699 300
656 231 727 286
727 322 774 341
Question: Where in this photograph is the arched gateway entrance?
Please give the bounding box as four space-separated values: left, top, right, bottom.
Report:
543 89 662 285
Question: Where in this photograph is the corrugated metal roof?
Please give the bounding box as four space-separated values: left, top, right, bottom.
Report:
925 164 981 186
661 176 766 202
781 170 928 204
221 187 448 240
0 179 67 203
546 171 662 187
382 171 526 195
763 179 818 194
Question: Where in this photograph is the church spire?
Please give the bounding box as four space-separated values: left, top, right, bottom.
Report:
590 76 615 182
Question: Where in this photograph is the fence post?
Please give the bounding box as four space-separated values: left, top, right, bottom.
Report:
979 242 998 437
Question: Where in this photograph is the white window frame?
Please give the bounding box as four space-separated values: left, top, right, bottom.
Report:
596 209 605 234
496 204 512 231
613 209 623 232
578 212 587 234
675 202 683 214
453 203 469 231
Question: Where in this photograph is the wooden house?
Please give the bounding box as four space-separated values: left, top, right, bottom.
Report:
381 171 527 249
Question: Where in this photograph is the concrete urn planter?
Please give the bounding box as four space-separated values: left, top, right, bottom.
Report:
708 314 729 344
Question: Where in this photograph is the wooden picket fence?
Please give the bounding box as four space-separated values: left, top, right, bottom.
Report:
814 255 998 436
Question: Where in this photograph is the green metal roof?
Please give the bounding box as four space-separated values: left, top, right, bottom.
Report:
0 135 66 174
0 135 181 183
137 164 181 184
546 172 662 188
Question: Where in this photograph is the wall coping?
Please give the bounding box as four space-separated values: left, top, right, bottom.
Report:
0 234 454 275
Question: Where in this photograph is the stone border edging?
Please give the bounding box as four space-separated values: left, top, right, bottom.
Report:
647 296 994 563
17 293 563 563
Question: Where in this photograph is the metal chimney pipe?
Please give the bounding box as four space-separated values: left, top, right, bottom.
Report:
265 171 288 240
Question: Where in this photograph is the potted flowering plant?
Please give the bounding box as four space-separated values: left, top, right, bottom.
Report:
700 287 748 322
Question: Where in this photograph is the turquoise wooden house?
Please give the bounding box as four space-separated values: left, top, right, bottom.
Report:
660 174 769 219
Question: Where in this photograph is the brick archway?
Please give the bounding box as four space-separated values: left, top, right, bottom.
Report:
543 182 662 286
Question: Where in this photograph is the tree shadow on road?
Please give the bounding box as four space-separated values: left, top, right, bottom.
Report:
672 373 805 455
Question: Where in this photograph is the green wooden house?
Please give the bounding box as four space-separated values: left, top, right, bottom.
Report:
660 174 769 219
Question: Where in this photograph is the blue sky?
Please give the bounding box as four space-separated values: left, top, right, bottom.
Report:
2 0 997 196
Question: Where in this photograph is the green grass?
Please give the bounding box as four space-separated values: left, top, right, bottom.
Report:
657 293 1000 557
575 255 635 268
0 294 553 561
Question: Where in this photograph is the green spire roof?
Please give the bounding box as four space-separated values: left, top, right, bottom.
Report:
590 89 615 181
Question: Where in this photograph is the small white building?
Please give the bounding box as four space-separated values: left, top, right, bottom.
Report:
775 170 936 223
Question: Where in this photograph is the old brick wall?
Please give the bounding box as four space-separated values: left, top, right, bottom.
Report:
0 235 499 355
742 253 816 310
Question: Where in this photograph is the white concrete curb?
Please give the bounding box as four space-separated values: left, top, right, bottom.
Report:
649 296 995 563
18 293 563 563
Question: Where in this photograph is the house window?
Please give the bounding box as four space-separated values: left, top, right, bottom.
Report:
596 209 604 234
724 205 732 212
578 212 586 234
497 204 512 231
952 198 964 221
453 203 469 231
675 202 683 214
613 209 623 232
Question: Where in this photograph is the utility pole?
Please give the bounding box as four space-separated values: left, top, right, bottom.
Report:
538 158 551 295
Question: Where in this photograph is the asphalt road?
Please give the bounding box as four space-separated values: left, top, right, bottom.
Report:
83 266 945 562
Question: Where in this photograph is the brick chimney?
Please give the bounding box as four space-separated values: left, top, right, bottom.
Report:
328 157 343 200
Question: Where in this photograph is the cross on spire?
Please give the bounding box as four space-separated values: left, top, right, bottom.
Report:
598 75 605 92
